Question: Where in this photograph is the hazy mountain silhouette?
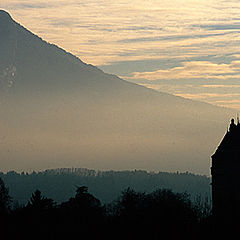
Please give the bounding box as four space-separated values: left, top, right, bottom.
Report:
0 9 162 96
0 10 234 174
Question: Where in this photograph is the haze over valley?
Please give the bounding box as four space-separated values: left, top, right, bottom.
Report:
0 9 235 175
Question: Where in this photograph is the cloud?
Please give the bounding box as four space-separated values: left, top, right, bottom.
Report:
124 61 240 81
176 93 240 109
202 84 240 89
1 1 56 10
118 32 233 43
193 24 240 31
12 3 53 9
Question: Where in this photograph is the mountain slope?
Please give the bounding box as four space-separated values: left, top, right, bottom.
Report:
0 10 234 174
0 9 166 97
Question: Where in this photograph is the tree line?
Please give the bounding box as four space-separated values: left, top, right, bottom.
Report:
0 176 213 240
0 168 210 204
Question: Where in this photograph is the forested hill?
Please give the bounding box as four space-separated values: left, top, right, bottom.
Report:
0 168 211 204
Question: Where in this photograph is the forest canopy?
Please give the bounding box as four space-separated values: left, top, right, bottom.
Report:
0 168 210 204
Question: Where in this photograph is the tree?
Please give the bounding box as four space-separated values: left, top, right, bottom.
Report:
117 187 145 217
61 186 101 210
0 177 11 213
59 186 105 239
27 189 55 210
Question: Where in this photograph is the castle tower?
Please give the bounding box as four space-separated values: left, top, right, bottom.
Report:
211 118 240 226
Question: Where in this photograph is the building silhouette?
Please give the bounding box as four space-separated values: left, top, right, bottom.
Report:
211 118 240 227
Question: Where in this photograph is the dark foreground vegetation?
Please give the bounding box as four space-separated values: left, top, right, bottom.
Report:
0 176 213 240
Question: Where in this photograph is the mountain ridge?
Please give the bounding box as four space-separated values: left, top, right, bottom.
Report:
0 9 235 112
0 9 231 108
0 10 234 174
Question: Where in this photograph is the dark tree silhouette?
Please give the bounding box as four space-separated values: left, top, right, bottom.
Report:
57 186 105 238
0 177 12 238
61 186 102 210
0 183 213 239
7 190 57 240
108 188 200 239
0 177 11 213
27 189 55 210
114 187 145 218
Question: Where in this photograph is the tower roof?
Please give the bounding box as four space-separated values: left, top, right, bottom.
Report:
213 118 240 156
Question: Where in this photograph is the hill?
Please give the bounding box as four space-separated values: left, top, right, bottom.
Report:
0 168 210 204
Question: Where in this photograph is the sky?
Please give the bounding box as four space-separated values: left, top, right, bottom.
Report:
2 0 240 110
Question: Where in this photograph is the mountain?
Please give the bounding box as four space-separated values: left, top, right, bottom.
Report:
0 10 234 174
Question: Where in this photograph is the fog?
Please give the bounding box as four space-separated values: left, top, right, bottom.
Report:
0 90 233 175
0 10 234 175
